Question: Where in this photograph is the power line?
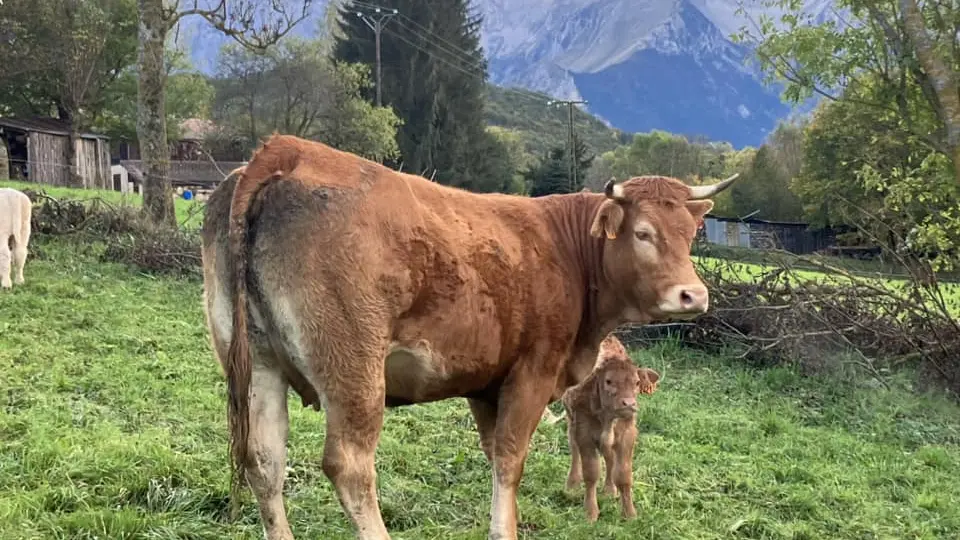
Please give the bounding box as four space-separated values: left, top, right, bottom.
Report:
547 99 588 191
352 3 398 107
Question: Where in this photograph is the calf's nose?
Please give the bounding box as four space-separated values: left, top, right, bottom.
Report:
659 283 709 317
621 397 637 409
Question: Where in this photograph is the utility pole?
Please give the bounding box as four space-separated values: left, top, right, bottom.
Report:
356 5 398 108
548 99 588 192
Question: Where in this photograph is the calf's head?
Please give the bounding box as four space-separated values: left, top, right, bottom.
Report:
596 358 660 418
590 174 738 321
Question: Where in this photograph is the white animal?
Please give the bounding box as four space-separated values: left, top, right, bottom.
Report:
0 187 32 289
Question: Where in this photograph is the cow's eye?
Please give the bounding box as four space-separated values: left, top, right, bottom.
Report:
635 230 652 242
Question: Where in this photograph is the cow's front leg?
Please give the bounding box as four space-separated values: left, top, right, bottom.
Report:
468 398 498 462
487 368 555 540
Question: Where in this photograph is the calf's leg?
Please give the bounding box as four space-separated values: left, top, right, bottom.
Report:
321 341 390 540
468 398 498 462
614 424 638 519
245 361 294 540
579 441 601 522
564 414 582 490
600 422 618 497
488 367 556 540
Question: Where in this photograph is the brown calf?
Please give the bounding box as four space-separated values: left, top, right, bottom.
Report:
200 134 735 540
562 336 659 522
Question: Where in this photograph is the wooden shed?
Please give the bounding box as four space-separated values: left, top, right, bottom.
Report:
0 116 111 189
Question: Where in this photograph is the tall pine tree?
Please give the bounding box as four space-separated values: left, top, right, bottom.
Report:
334 0 510 192
526 135 594 197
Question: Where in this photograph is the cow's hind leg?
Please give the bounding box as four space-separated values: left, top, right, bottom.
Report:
246 360 294 540
320 339 390 540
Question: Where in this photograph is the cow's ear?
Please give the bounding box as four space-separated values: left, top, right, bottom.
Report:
686 200 713 222
590 200 625 239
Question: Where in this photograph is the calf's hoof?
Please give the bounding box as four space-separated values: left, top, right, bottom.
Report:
621 505 637 519
603 484 619 497
564 477 581 491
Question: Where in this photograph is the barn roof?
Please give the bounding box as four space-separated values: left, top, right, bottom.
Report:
0 116 110 139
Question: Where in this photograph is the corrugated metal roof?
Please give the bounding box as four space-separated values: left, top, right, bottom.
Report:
0 116 110 139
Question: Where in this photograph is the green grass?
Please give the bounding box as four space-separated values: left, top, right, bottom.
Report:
1 237 959 539
0 179 205 229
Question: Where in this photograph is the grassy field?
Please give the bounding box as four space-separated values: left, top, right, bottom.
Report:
1 237 959 539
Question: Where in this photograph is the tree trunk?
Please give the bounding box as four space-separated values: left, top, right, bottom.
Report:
900 0 960 185
137 0 175 226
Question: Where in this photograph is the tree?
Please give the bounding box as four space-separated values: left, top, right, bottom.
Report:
796 88 960 272
526 136 594 197
736 0 960 184
487 126 536 194
0 0 137 182
593 130 731 186
211 39 401 162
94 46 214 142
136 0 312 225
334 0 512 191
728 144 804 221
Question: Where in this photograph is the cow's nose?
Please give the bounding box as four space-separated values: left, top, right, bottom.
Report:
621 397 637 409
659 284 709 317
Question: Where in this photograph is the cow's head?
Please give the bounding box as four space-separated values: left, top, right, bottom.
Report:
589 173 737 322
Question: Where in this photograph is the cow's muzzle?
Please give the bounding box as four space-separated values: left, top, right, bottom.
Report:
657 283 709 319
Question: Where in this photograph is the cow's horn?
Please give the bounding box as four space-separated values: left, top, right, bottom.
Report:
689 173 739 199
604 177 626 201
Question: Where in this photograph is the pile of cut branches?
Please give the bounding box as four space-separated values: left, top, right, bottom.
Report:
620 241 960 395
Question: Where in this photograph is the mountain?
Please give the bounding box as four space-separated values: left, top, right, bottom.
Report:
477 0 833 148
178 0 832 149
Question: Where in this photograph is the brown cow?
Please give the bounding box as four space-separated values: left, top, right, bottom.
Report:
561 335 659 521
200 134 736 540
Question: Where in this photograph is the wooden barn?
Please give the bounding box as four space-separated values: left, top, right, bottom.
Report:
0 116 111 188
701 214 837 255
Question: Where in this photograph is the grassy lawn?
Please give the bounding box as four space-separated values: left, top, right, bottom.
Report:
0 238 958 539
0 180 205 229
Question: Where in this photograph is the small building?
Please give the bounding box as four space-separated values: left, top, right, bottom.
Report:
701 214 837 255
116 159 248 199
0 116 111 188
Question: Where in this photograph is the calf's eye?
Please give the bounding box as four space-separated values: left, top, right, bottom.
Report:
635 230 652 242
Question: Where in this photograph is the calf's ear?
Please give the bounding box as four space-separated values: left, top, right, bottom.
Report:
590 200 625 240
638 366 660 385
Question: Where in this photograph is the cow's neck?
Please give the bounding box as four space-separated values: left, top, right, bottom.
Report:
539 193 626 345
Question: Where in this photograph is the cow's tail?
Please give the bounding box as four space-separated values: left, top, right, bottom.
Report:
224 134 302 512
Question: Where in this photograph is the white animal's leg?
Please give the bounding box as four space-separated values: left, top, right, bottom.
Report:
13 201 30 285
245 362 294 540
0 239 11 289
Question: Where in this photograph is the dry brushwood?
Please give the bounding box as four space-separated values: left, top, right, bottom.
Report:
23 189 202 276
617 240 960 396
